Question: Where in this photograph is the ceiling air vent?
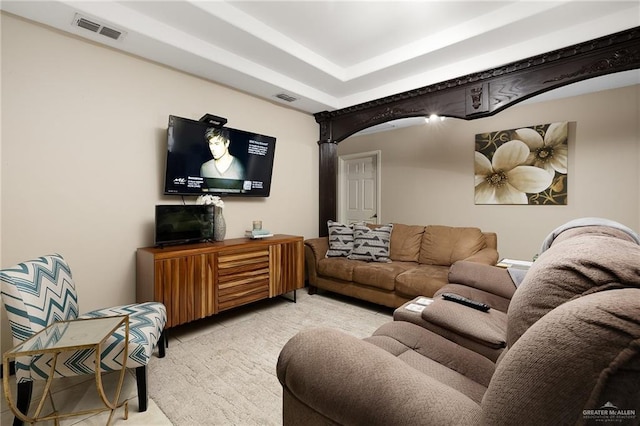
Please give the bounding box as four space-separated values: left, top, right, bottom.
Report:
72 13 126 41
99 26 122 40
275 93 298 103
76 17 100 33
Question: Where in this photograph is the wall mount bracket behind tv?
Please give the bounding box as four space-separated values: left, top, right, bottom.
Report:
199 113 227 128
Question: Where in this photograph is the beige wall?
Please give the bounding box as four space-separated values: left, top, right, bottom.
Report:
0 14 319 353
340 84 640 260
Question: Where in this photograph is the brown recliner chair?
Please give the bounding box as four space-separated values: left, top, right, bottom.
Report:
393 221 640 362
277 227 640 425
393 260 516 361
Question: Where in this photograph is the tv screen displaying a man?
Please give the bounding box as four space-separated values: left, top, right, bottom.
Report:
164 115 276 197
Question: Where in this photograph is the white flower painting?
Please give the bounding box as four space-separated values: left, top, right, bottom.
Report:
475 122 568 205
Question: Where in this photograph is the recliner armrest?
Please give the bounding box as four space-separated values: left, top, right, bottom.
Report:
420 297 507 349
277 327 482 425
448 260 516 300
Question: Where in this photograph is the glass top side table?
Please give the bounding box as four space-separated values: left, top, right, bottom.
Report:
2 315 129 425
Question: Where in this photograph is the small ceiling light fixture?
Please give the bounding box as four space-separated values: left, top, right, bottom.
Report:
425 114 445 124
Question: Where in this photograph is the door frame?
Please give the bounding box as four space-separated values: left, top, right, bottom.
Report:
337 150 382 224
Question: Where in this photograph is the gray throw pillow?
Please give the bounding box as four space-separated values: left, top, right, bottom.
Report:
326 220 355 257
348 223 393 262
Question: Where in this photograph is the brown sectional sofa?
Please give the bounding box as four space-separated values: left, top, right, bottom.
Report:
278 223 640 425
305 224 499 308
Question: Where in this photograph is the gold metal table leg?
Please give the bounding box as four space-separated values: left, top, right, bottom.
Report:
3 316 132 425
95 316 130 425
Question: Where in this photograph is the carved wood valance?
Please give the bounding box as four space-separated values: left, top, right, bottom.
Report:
313 26 640 236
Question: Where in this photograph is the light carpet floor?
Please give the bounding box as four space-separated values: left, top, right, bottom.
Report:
1 367 171 425
1 291 392 425
147 290 393 425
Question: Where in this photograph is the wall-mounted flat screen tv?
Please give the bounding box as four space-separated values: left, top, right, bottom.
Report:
164 115 276 197
155 204 214 246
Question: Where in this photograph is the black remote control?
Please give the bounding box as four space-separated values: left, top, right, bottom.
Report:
441 293 490 312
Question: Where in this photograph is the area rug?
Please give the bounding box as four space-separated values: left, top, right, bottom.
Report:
147 291 392 425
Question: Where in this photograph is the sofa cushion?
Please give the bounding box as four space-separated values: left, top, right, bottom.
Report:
348 223 393 262
317 257 363 281
419 226 486 266
326 220 355 257
395 264 450 297
388 223 424 262
352 261 416 291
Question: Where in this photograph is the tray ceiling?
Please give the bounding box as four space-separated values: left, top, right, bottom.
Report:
2 1 639 114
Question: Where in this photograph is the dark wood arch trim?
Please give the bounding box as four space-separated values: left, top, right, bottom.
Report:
314 26 640 236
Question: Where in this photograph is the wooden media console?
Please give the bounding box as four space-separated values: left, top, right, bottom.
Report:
136 234 304 328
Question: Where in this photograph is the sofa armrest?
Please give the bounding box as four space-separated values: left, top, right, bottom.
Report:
462 246 499 265
304 237 328 286
448 260 516 300
277 328 481 425
483 232 498 250
304 237 329 261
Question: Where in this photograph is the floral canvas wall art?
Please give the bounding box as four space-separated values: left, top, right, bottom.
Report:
474 122 568 205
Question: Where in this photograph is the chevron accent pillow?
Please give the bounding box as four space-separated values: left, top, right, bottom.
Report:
348 223 394 262
326 220 355 257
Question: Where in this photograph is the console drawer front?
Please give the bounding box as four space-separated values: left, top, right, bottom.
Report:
217 247 270 311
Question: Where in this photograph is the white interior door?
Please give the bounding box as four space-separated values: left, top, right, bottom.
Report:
338 151 381 224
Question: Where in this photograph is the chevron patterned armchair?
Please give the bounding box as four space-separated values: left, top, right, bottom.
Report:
0 253 167 425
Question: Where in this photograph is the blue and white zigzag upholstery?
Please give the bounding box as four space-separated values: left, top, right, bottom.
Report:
0 254 166 382
79 302 166 371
